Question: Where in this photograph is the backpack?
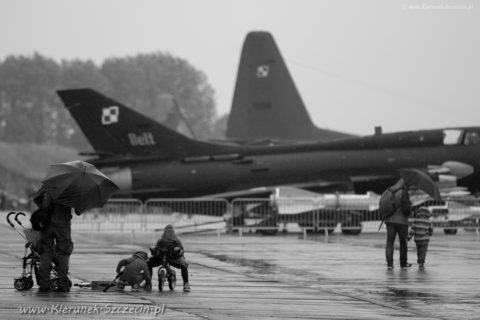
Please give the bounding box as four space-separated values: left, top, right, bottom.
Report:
30 208 52 231
378 187 401 219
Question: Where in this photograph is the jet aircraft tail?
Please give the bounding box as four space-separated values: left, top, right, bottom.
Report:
57 88 226 159
226 31 353 142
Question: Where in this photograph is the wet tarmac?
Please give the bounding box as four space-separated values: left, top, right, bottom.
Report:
1 213 479 319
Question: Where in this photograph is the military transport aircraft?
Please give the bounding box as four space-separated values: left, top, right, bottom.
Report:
226 31 355 143
57 88 479 201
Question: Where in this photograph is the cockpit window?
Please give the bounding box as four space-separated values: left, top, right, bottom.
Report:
443 129 463 145
464 131 480 146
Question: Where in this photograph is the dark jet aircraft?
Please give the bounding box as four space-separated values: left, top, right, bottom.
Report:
57 89 479 202
226 31 355 143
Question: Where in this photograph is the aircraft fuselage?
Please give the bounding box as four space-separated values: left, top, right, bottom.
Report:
95 128 480 198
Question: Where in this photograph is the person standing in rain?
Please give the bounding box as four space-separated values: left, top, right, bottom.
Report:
148 224 190 292
384 179 412 270
408 207 433 269
35 188 76 292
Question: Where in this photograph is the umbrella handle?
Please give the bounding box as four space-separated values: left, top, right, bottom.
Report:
15 212 26 228
6 211 16 228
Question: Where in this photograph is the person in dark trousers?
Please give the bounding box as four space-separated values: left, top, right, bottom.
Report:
36 188 75 292
148 224 190 292
116 251 152 291
408 207 433 269
384 179 412 270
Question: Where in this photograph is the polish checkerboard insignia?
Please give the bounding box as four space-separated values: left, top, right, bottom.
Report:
101 106 119 125
256 65 269 78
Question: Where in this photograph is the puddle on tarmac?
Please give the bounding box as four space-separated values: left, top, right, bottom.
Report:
380 287 440 302
203 253 279 275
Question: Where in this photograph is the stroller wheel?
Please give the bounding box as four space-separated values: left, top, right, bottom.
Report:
14 278 27 291
25 277 34 290
50 278 59 291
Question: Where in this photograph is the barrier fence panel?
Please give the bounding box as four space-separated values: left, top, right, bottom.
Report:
230 199 278 234
318 196 381 234
230 198 325 234
430 198 480 235
144 199 229 233
72 199 144 231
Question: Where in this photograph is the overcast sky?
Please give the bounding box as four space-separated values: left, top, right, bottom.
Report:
1 0 479 135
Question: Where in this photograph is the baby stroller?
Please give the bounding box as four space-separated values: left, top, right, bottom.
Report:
7 212 59 291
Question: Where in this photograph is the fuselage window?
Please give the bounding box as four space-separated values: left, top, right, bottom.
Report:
464 132 480 146
443 129 463 145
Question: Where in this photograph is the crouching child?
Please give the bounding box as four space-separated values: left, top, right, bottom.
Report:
408 207 433 269
116 251 152 291
148 225 190 292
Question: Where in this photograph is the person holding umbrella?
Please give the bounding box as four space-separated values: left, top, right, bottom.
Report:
36 188 77 292
384 178 412 270
37 160 119 292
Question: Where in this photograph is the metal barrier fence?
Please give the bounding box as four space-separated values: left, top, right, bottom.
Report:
144 199 228 233
73 198 228 233
230 197 371 235
73 199 144 232
71 197 480 235
230 197 480 235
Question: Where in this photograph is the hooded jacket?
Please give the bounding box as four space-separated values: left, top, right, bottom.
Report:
156 225 183 249
154 225 184 258
116 252 151 287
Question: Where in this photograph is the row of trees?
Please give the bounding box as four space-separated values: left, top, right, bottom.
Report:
0 52 225 150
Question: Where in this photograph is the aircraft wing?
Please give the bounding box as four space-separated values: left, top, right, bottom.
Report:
195 187 277 201
195 179 356 201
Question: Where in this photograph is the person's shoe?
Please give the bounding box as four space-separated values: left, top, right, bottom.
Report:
38 287 50 293
387 265 394 270
183 283 191 292
401 264 412 269
53 287 70 292
419 263 425 269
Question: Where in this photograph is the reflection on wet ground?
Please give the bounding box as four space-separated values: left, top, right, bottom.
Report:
204 253 279 275
2 212 478 320
72 229 465 320
179 232 480 320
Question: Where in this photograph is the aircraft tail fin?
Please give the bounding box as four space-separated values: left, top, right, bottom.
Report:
227 31 316 140
227 31 353 141
57 88 219 158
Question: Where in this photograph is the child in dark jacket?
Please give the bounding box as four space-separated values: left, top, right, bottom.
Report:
408 207 433 269
148 225 190 292
116 251 152 291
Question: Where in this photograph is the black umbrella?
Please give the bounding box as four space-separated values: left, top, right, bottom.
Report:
42 160 119 212
399 169 441 201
